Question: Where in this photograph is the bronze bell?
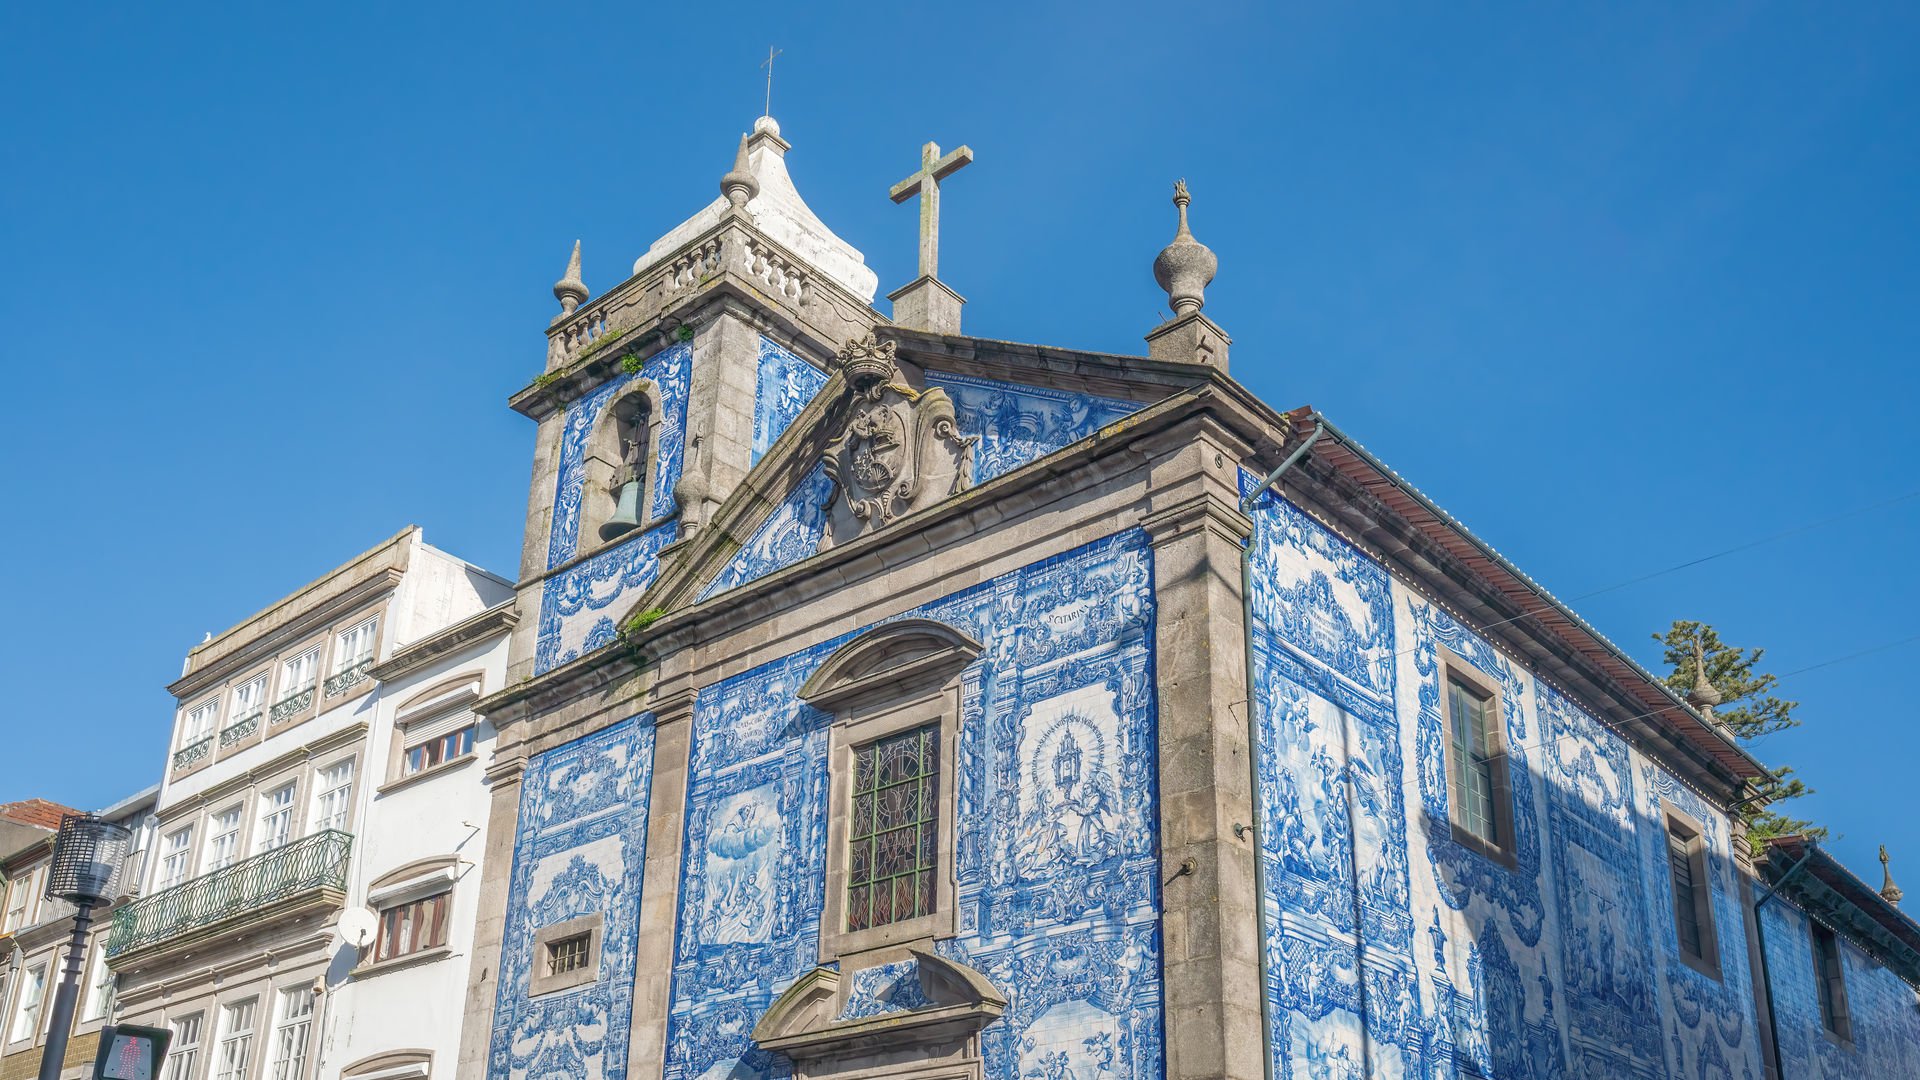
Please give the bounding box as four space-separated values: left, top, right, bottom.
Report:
599 479 642 541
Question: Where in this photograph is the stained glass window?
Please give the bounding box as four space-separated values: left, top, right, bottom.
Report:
847 724 939 931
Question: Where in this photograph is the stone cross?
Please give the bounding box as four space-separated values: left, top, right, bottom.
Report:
889 141 973 281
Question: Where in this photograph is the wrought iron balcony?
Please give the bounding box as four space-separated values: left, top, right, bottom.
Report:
171 735 213 771
323 657 373 699
106 829 351 959
218 711 261 748
269 686 315 723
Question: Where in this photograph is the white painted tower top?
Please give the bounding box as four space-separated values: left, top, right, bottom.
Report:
632 116 880 304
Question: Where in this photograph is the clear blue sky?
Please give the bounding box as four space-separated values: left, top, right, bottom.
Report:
3 4 1915 882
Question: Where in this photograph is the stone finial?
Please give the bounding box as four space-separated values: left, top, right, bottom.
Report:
554 240 588 314
1883 846 1904 907
722 133 760 208
1153 180 1217 315
1685 635 1724 715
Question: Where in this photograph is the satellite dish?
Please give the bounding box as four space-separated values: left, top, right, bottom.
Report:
335 907 378 951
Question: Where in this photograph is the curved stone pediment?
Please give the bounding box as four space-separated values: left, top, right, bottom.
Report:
751 950 1007 1061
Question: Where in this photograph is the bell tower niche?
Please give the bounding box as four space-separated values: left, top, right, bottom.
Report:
582 386 655 546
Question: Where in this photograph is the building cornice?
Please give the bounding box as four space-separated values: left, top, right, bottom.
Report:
515 216 883 422
171 529 414 698
368 602 518 684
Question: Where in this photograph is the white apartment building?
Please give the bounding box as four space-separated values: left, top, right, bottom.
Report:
108 528 513 1080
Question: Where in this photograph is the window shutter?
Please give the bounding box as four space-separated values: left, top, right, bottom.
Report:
404 708 476 746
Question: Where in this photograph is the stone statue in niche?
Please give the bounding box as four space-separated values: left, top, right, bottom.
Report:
818 333 976 550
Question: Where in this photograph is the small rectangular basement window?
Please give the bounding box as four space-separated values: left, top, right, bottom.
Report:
527 913 602 996
548 933 591 976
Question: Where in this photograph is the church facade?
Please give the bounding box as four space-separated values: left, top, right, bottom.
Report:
455 115 1920 1080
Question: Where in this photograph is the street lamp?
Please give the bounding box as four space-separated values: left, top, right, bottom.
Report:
38 813 131 1080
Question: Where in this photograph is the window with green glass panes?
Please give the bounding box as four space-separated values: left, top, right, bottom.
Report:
847 724 940 930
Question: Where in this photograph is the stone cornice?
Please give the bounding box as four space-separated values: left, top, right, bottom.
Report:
171 562 408 700
479 388 1225 721
514 218 883 422
368 602 518 683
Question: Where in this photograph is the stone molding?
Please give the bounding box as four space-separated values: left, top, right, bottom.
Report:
751 949 1006 1058
368 601 518 683
171 530 414 693
521 217 882 420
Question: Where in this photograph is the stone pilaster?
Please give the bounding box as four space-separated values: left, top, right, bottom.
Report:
1140 429 1263 1080
677 312 765 534
455 753 528 1080
626 688 698 1080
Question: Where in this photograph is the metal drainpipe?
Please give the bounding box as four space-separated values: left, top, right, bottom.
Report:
1238 418 1324 1080
1751 846 1816 1080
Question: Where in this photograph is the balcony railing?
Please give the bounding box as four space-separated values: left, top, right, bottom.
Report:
218 711 261 748
269 686 315 723
322 657 373 699
172 735 213 771
106 829 352 958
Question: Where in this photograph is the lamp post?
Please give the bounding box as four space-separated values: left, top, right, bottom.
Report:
38 813 131 1080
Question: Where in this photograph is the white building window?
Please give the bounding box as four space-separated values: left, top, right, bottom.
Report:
183 699 220 746
332 617 378 673
278 648 320 701
160 826 195 889
203 806 243 874
213 999 256 1080
373 890 450 963
81 940 115 1022
255 786 296 853
2 867 41 932
8 962 46 1043
403 724 476 776
267 988 313 1080
310 761 354 833
230 675 268 723
165 1013 203 1080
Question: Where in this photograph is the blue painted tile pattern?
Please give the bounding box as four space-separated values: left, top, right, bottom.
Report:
1760 899 1920 1078
546 342 693 570
752 336 827 466
535 522 675 674
699 465 834 602
699 374 1142 601
664 530 1161 1080
488 716 658 1080
1243 471 1771 1079
834 960 934 1021
925 372 1140 486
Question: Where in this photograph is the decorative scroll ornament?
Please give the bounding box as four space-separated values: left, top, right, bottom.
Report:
819 334 976 549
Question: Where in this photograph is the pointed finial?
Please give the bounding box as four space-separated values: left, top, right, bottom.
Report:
721 133 759 208
1686 635 1724 714
1153 179 1217 315
553 240 588 314
1883 846 1904 907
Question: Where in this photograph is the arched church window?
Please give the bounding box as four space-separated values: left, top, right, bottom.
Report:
799 618 981 964
580 386 654 546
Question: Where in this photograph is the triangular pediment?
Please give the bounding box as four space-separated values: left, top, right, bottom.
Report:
626 328 1216 623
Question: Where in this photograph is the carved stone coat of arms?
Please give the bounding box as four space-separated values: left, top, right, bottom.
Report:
819 334 977 550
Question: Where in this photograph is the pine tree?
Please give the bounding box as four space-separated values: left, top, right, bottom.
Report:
1653 619 1826 854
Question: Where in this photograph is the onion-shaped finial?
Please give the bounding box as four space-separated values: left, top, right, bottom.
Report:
1152 179 1218 316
